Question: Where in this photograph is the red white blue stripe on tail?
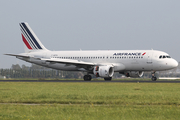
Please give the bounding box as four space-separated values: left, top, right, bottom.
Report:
20 22 47 51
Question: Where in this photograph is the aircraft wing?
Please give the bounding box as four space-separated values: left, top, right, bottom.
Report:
41 58 95 66
5 54 96 66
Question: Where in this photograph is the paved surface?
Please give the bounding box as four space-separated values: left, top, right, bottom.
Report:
0 80 180 83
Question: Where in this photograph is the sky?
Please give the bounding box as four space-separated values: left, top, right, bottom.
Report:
1 0 180 68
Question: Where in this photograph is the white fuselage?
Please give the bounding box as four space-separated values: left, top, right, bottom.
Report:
19 50 178 72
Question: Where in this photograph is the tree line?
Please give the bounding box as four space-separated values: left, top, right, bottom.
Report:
0 64 84 79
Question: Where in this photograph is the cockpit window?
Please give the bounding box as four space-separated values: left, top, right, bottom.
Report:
159 55 171 59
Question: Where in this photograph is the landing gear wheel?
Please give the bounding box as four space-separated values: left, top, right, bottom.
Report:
104 77 112 81
83 75 92 81
151 76 157 81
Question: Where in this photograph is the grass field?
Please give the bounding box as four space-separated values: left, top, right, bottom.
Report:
0 82 180 120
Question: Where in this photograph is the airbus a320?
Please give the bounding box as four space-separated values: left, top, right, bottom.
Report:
5 22 178 81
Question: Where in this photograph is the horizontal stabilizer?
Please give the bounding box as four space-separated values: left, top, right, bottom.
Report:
4 54 30 58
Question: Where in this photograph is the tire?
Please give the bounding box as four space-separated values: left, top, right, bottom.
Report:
104 77 112 81
151 76 157 81
83 75 92 81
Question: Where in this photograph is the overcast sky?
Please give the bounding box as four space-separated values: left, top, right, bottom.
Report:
1 0 180 68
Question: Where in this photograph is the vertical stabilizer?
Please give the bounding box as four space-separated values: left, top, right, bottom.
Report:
19 22 48 53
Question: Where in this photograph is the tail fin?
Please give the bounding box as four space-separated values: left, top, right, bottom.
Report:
19 22 48 53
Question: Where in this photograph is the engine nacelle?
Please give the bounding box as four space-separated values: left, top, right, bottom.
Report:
93 66 114 78
124 71 144 78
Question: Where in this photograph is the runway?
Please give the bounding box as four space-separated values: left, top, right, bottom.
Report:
1 80 180 83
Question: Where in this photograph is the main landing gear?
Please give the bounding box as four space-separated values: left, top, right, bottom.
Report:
83 75 112 81
104 77 112 81
83 75 92 81
151 71 157 81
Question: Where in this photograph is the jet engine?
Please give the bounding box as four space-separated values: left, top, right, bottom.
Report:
123 71 144 78
93 66 114 78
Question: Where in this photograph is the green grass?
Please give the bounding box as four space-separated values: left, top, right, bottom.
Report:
0 82 180 119
1 104 180 120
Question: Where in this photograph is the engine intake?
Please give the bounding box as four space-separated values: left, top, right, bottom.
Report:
93 66 114 78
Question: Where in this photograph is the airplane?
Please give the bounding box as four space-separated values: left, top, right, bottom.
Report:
5 22 178 81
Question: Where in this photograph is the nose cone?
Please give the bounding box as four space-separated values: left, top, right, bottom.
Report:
171 59 178 68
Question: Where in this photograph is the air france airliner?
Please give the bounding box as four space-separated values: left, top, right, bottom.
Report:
5 22 178 81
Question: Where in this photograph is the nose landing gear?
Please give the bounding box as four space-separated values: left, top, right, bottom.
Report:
151 71 157 81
